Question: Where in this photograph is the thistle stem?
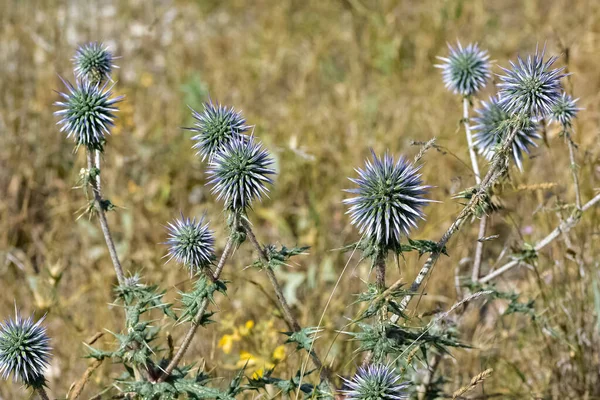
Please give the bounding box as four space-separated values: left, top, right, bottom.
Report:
86 150 125 286
36 387 50 400
566 133 582 210
158 236 234 382
463 97 487 283
394 125 520 314
375 251 387 322
479 192 600 283
463 97 481 184
240 218 331 382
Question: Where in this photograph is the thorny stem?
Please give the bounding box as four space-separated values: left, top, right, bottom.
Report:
240 218 331 383
479 192 600 283
158 236 235 382
394 125 520 314
463 97 487 283
36 387 50 400
471 216 487 282
86 150 125 286
375 251 387 321
566 133 582 210
463 97 481 184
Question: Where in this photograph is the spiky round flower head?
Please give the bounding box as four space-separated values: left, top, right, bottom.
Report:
344 152 432 251
498 46 566 117
435 41 490 96
0 309 51 388
73 42 117 85
207 135 275 212
549 93 581 128
340 364 409 399
165 214 215 274
54 78 123 151
472 96 541 171
186 100 250 161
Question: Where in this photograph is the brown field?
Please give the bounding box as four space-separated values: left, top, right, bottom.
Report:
1 0 600 398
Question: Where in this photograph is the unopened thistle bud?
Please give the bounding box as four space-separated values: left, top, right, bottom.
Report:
54 78 123 151
344 151 433 251
73 42 117 85
186 100 249 161
207 136 275 212
165 214 216 275
0 308 51 388
435 41 490 97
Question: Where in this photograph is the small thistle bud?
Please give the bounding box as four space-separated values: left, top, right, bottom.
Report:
340 364 409 399
0 309 51 388
344 152 433 251
54 78 123 151
472 96 540 171
186 100 250 161
435 41 490 96
73 42 117 85
549 93 581 128
207 136 275 212
498 45 566 117
165 214 216 275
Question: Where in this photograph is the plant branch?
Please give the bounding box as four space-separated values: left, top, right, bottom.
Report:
240 218 331 382
479 192 600 283
463 97 487 283
566 133 582 210
463 97 481 184
392 125 520 314
158 235 235 382
36 387 50 400
86 150 125 286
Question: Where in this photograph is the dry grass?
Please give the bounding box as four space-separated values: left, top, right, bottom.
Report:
1 0 600 398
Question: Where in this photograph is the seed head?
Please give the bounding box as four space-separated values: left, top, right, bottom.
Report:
472 96 540 171
497 45 566 117
344 151 433 251
165 214 215 275
207 136 275 212
435 41 490 96
54 78 123 151
73 42 117 85
186 100 250 161
340 364 409 399
549 93 581 128
0 308 51 388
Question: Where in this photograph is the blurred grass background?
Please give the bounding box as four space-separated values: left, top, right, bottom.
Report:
1 0 600 398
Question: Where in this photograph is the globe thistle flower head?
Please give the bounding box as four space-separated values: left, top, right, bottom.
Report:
187 100 250 161
435 41 490 96
165 214 215 275
340 364 409 399
498 45 566 117
344 151 433 251
73 42 117 85
549 93 581 128
207 135 275 212
472 95 541 171
0 308 51 388
54 77 123 151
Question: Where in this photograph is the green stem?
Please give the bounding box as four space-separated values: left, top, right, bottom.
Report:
157 235 235 382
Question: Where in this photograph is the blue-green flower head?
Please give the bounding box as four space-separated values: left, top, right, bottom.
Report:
472 95 540 171
0 308 51 388
54 78 123 151
435 41 490 96
344 152 433 250
73 42 117 85
207 135 275 212
340 364 409 399
498 45 566 117
165 214 215 274
549 93 581 128
186 100 250 161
